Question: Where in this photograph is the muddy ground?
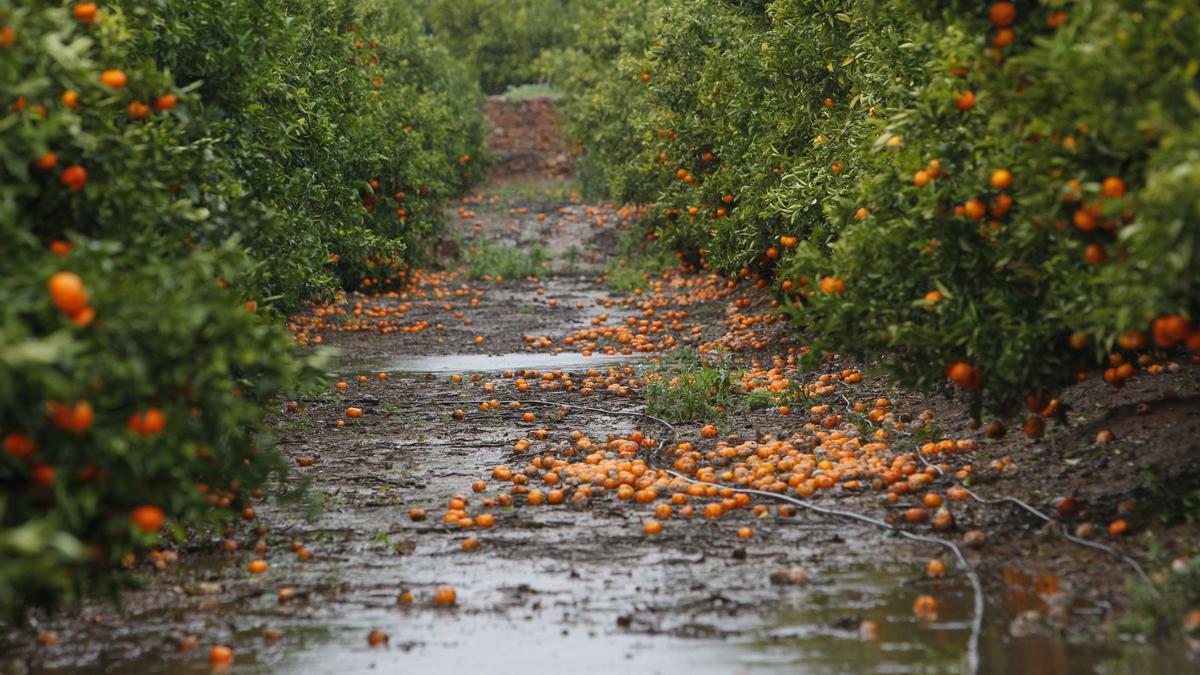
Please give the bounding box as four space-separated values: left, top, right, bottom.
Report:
3 106 1199 675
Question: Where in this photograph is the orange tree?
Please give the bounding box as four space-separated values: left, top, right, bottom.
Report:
0 0 484 618
553 0 1199 420
0 242 326 617
115 0 490 303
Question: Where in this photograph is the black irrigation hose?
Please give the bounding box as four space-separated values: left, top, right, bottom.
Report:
437 395 984 674
832 384 1156 589
908 444 1157 590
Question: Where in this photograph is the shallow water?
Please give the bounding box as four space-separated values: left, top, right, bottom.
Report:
362 350 649 374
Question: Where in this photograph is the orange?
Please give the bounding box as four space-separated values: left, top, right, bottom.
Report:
248 559 268 574
963 198 987 220
1107 519 1128 537
367 630 388 647
209 646 234 667
127 101 150 120
345 407 364 418
130 505 165 533
913 595 938 620
99 69 127 89
34 153 58 170
990 2 1016 27
49 272 88 315
643 519 662 535
926 559 946 578
432 584 456 606
1102 176 1125 198
3 433 36 459
31 464 56 487
60 165 88 191
153 93 178 111
73 3 99 26
50 401 94 433
954 90 975 111
990 168 1013 190
946 362 981 390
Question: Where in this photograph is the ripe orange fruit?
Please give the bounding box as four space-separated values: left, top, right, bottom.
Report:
153 93 178 111
818 276 845 295
926 559 946 578
48 271 88 315
913 595 938 620
643 519 662 535
60 165 88 191
1107 519 1128 537
954 90 976 111
367 629 388 647
128 408 167 435
963 198 987 220
700 424 718 439
31 463 56 487
703 503 723 519
34 152 57 170
345 406 364 418
990 168 1013 190
990 2 1016 27
1101 176 1126 198
99 69 127 89
3 433 36 459
737 527 753 539
946 361 982 390
127 100 150 120
432 585 456 606
209 645 233 667
1084 243 1106 265
779 235 798 248
1152 315 1190 348
247 560 268 574
913 170 931 187
131 505 165 533
73 3 99 26
50 401 94 433
905 507 929 524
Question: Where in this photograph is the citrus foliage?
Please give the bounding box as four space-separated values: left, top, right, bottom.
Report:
0 0 484 617
551 0 1200 415
417 0 602 95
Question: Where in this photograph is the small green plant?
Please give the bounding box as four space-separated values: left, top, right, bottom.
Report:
465 240 549 279
1121 544 1200 638
642 351 771 423
605 228 674 293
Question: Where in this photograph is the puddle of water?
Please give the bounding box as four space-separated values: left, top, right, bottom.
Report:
360 351 650 374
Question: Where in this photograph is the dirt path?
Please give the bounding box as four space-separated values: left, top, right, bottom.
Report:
5 104 1199 675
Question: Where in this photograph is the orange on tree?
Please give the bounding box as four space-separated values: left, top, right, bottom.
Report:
130 506 165 533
